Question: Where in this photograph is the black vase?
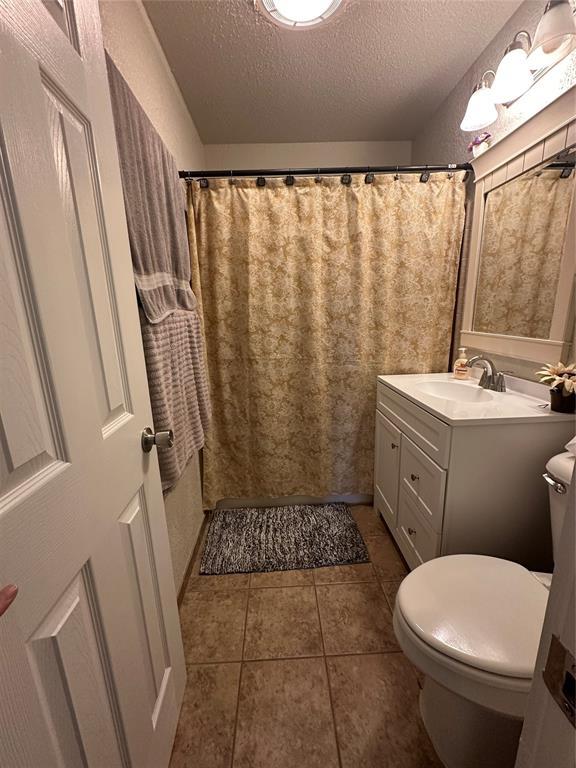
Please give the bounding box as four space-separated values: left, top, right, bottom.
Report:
550 387 576 414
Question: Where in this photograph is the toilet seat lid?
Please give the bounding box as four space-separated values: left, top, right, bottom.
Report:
396 555 548 679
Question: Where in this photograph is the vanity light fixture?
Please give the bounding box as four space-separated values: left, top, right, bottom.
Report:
460 71 498 133
257 0 343 28
527 0 576 70
492 32 534 104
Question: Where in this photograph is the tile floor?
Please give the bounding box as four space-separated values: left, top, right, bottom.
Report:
170 505 442 768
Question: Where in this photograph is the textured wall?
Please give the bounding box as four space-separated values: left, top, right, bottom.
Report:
412 0 576 164
203 141 412 169
100 0 205 592
99 0 205 169
413 0 576 380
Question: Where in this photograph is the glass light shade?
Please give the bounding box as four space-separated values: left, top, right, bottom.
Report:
492 47 534 103
527 0 576 70
261 0 343 27
460 86 498 132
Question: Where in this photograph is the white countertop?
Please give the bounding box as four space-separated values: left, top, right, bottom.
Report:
377 372 576 426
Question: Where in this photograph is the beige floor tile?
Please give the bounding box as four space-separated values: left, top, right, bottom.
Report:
180 589 248 663
186 572 251 591
351 505 388 537
326 654 442 768
170 663 241 768
250 569 314 588
243 586 323 659
233 658 339 768
313 562 375 585
380 579 403 611
365 535 408 581
316 582 399 655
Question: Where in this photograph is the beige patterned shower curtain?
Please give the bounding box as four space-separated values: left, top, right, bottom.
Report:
188 173 466 508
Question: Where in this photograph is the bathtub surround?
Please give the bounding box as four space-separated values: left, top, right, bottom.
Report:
199 504 369 575
188 172 466 507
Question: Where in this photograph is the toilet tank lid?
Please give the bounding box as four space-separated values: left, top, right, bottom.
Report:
546 452 575 486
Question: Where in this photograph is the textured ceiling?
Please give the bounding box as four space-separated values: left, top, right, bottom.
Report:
144 0 524 144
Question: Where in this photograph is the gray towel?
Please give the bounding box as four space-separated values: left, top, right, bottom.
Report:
140 309 210 490
106 55 196 324
107 56 210 490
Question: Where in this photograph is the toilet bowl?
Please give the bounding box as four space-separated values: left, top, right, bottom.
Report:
392 450 574 768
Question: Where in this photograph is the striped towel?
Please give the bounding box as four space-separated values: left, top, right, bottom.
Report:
140 309 210 490
107 56 211 490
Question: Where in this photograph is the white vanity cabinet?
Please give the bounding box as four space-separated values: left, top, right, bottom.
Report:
374 375 575 573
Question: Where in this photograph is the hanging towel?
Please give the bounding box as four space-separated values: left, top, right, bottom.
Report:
106 55 210 490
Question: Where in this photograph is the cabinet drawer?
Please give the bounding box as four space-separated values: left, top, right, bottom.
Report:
376 381 451 468
374 410 401 529
397 487 440 570
400 436 446 533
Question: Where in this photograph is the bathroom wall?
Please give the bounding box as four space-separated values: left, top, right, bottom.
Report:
413 0 576 377
99 0 205 169
412 0 576 164
100 0 205 593
204 141 412 169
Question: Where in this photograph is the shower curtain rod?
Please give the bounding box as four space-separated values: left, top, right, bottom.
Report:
178 163 472 180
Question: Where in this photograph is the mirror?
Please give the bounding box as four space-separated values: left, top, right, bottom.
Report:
473 151 575 340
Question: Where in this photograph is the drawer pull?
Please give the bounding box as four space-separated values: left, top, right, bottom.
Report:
410 473 419 482
391 442 398 449
408 527 417 536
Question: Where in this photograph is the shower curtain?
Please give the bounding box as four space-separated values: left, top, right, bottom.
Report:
188 172 466 508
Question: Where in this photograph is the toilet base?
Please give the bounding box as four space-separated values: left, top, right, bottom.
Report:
419 676 523 768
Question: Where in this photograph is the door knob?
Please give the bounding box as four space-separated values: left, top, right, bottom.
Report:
141 427 174 453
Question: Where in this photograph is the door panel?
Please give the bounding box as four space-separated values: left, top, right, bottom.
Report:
0 3 185 766
27 569 127 768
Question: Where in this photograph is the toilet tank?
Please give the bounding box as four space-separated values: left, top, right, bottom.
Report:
544 451 575 564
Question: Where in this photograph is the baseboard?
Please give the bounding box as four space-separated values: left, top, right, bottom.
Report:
177 513 209 606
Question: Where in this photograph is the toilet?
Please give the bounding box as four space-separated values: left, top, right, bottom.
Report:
393 450 574 768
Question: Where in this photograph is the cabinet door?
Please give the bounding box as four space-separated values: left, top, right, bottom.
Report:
374 410 401 529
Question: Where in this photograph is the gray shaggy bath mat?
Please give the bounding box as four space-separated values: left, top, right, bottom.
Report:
199 503 369 575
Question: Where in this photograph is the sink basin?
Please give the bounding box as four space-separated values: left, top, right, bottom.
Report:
415 381 494 403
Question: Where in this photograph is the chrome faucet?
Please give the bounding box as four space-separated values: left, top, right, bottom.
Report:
465 355 506 392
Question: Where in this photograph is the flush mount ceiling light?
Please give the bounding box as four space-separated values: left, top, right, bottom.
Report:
527 0 576 70
257 0 344 28
492 31 534 104
460 71 498 133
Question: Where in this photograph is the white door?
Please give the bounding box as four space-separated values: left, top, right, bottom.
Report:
0 2 185 767
374 410 401 529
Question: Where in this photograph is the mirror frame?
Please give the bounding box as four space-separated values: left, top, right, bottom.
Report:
461 86 576 363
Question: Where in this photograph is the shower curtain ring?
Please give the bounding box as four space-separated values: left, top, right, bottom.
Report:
394 166 399 181
315 169 321 183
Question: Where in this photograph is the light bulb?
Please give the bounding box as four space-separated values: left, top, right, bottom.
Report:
492 47 534 103
460 85 498 132
527 0 576 70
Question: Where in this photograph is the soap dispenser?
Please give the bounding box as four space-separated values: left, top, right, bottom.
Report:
453 347 470 380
